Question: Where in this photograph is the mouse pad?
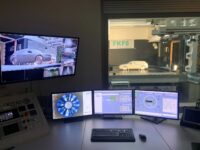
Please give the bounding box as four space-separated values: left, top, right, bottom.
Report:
191 142 200 150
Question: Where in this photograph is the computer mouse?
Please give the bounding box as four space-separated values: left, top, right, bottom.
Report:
139 134 147 142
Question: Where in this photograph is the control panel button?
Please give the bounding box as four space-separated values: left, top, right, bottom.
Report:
29 110 37 116
24 112 29 117
18 106 26 112
23 98 30 104
27 104 35 110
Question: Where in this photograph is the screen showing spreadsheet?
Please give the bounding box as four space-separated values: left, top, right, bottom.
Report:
94 90 133 115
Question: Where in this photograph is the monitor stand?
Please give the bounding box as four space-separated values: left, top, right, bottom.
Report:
102 115 123 120
63 117 84 123
141 116 166 124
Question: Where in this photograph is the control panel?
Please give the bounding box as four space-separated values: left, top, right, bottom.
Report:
0 93 49 149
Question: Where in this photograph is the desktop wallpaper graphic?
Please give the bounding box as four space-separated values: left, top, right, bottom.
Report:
52 93 84 119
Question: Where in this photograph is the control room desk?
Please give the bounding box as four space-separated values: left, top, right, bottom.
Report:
15 118 200 150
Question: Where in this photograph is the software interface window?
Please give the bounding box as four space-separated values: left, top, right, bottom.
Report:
52 91 92 119
135 90 178 119
94 90 133 114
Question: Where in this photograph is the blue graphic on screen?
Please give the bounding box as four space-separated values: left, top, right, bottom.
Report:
134 90 178 119
56 93 80 117
94 90 132 114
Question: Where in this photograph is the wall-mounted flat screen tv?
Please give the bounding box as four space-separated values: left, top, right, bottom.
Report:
0 33 79 83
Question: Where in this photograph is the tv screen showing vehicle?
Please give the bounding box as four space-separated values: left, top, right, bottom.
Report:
52 91 92 119
134 90 179 119
94 90 133 115
0 33 79 83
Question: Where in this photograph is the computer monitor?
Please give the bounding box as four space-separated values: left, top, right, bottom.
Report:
0 32 79 83
134 90 179 120
52 91 92 119
94 90 133 115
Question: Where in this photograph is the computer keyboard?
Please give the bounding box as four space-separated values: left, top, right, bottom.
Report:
91 128 135 142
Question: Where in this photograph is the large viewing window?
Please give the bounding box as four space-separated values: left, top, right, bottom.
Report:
108 17 200 85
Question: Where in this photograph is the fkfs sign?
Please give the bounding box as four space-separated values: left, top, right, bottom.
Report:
109 40 134 49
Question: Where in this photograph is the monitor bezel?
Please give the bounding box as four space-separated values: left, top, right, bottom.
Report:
133 89 179 120
93 89 134 116
51 90 93 120
181 106 200 126
0 31 80 84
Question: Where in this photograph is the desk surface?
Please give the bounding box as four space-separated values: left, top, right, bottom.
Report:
15 118 200 150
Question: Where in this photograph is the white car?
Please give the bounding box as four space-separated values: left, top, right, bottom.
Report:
119 61 148 70
10 48 52 65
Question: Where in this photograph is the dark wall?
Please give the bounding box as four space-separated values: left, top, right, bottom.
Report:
109 40 157 66
0 0 102 96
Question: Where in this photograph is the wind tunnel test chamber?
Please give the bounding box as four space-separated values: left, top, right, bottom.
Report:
108 17 200 86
